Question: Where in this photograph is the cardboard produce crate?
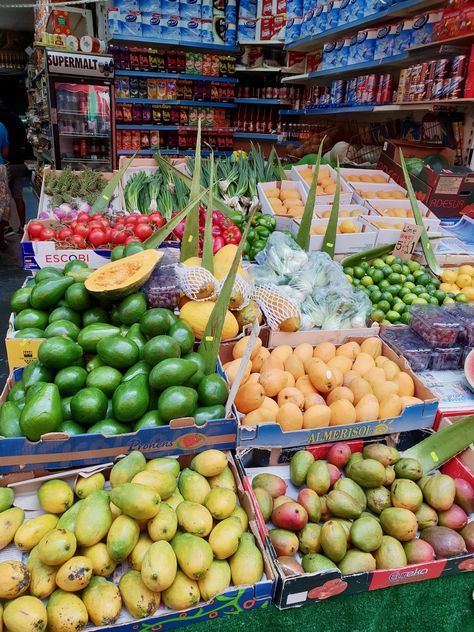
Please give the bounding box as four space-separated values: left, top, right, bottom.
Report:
290 217 377 253
359 216 443 248
366 198 440 227
236 430 474 609
0 366 238 474
0 452 275 630
377 140 474 218
290 164 353 204
219 333 438 449
257 180 308 230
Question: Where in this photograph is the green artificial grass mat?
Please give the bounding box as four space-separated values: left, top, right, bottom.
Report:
190 573 473 632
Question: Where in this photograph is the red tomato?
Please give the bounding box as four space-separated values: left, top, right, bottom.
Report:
125 235 140 244
149 212 165 228
28 221 44 238
40 228 56 241
74 223 90 238
111 229 127 244
87 220 104 231
136 215 151 224
57 227 74 241
76 212 90 223
69 220 78 230
72 234 87 248
113 221 125 231
103 227 112 243
124 215 138 224
88 229 107 247
134 223 153 240
91 213 104 221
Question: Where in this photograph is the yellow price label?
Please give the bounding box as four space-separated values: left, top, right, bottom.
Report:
205 336 213 342
188 235 193 243
430 451 439 462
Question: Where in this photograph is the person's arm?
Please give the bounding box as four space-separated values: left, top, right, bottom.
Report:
0 126 8 159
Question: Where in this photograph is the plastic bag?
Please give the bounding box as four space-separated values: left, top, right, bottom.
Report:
350 289 372 328
255 232 308 275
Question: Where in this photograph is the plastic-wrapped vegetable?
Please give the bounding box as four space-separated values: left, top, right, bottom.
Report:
350 290 372 328
255 232 308 275
247 263 280 286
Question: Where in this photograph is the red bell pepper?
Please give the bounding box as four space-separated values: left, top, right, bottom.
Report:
211 224 222 237
212 235 225 253
222 225 242 245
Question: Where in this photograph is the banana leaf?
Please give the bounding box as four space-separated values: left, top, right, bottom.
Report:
321 159 341 259
296 138 324 251
399 148 441 276
198 209 257 375
91 153 136 214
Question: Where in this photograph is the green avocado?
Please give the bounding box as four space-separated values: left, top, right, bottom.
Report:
133 410 166 431
126 323 146 359
77 323 121 353
97 335 140 370
10 286 32 312
139 308 176 337
54 366 88 397
149 358 197 391
183 352 206 388
118 292 148 326
112 374 150 424
38 336 83 369
86 366 122 398
7 380 26 403
87 419 130 435
197 374 228 407
122 360 150 383
34 267 64 282
14 308 49 331
71 387 108 426
0 401 22 437
25 382 48 401
59 420 84 436
29 277 74 310
44 319 81 341
15 327 45 339
82 307 110 327
86 356 105 372
48 306 82 327
61 396 73 420
168 321 195 355
64 259 89 274
157 386 198 422
193 405 226 426
143 335 181 366
22 361 54 390
19 383 62 440
123 242 144 257
65 282 94 311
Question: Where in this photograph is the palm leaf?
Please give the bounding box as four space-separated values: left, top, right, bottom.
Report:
399 149 441 275
321 159 341 259
198 209 257 375
296 138 324 251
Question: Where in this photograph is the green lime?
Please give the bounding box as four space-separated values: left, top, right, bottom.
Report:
431 277 441 288
434 290 446 303
404 281 415 291
361 276 374 287
371 269 384 284
419 292 431 301
353 266 365 279
401 312 412 324
360 261 369 271
412 286 424 296
380 292 393 303
381 266 392 278
344 267 354 277
384 255 396 265
399 275 407 283
413 269 425 279
345 274 353 283
391 263 402 274
405 274 415 283
379 279 390 290
399 287 411 298
373 258 385 269
392 302 406 314
417 273 431 286
386 310 400 323
443 297 456 305
447 292 455 299
429 297 439 305
407 260 421 272
378 300 391 313
389 284 402 296
371 289 382 303
387 272 401 284
381 319 391 325
403 293 417 305
401 264 410 275
367 266 376 276
371 310 385 323
413 297 428 305
425 283 437 293
456 293 468 303
353 278 361 286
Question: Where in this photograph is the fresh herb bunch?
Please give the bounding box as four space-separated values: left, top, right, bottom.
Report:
44 167 108 208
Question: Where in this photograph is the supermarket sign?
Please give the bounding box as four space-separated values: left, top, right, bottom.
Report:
46 50 113 78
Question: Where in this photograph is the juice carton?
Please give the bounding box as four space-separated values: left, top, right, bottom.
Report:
410 11 443 46
374 23 397 60
393 19 413 55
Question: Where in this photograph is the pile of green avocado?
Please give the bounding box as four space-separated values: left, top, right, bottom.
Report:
2 262 228 440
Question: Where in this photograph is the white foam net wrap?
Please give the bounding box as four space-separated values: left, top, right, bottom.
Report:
253 284 301 331
176 265 218 302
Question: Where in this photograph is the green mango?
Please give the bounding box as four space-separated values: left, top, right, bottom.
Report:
29 277 74 311
38 337 83 370
162 569 200 610
146 457 180 478
22 361 54 390
208 516 243 560
147 502 178 542
77 323 120 354
75 490 112 547
37 527 77 565
229 532 263 585
126 323 146 359
107 515 140 561
112 374 149 423
0 487 14 512
19 384 62 440
27 545 58 599
290 450 315 487
141 541 177 592
57 500 84 532
110 483 160 520
0 401 21 437
110 451 146 488
178 468 210 505
75 473 105 499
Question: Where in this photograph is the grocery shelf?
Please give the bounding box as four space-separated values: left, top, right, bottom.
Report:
280 99 474 116
110 35 240 54
410 33 474 52
282 53 410 84
234 98 289 105
234 132 278 140
116 124 179 131
285 0 443 51
240 40 284 46
115 69 238 83
117 149 232 156
115 98 236 108
235 66 281 73
280 105 374 115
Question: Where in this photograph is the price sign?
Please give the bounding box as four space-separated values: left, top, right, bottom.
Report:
392 223 423 260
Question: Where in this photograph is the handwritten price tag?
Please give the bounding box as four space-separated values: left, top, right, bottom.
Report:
392 223 423 260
